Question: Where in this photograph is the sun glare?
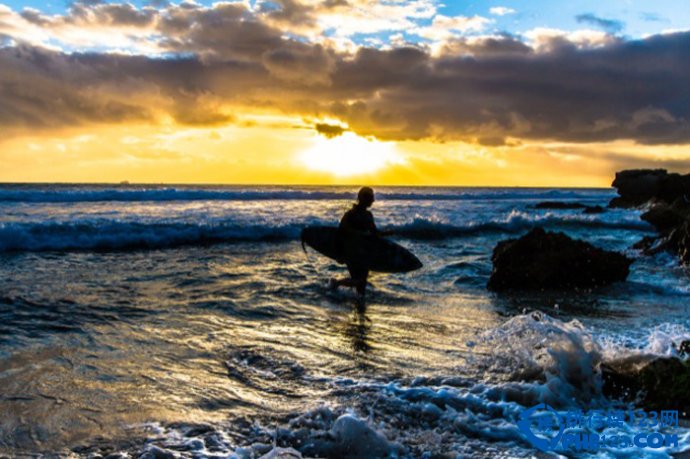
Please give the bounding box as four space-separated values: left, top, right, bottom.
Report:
299 132 403 176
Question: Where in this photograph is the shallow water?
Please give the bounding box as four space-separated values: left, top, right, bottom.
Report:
0 185 688 457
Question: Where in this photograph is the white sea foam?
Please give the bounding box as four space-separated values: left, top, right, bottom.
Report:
130 313 690 458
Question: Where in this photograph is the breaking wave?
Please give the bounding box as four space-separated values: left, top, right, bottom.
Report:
125 313 690 458
0 212 651 251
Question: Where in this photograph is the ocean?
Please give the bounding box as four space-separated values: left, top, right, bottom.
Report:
0 184 688 458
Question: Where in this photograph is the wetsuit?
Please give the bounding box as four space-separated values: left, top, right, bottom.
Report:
338 204 377 282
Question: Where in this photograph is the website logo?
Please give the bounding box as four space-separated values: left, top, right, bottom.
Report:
517 404 680 452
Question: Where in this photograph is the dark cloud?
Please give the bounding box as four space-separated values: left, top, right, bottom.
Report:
328 32 690 144
575 13 624 34
145 0 171 7
19 8 51 26
258 0 318 29
315 122 346 138
438 34 531 57
1 1 690 146
0 46 153 128
21 1 158 28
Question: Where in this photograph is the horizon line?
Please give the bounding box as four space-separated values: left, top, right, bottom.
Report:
0 181 614 190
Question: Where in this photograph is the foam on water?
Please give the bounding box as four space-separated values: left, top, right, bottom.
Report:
0 211 651 251
125 312 690 459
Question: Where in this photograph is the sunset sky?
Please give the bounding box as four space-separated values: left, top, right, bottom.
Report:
1 0 690 186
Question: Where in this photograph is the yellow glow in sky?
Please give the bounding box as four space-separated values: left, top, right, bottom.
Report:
299 133 404 176
2 116 690 186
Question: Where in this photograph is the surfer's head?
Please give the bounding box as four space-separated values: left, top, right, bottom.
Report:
357 186 375 208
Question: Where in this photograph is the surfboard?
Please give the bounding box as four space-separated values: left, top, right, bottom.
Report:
300 225 423 273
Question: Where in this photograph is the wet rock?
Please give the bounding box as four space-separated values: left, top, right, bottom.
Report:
583 205 605 214
641 204 686 234
532 201 605 214
487 227 632 291
609 169 690 208
138 445 176 459
668 219 690 264
609 169 690 268
330 414 399 458
678 341 690 358
602 356 690 418
259 446 303 458
533 201 589 210
632 235 662 254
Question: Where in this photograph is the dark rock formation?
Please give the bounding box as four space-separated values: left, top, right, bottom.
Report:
641 204 687 234
610 169 690 267
583 205 605 214
602 355 690 418
609 169 690 208
679 340 690 357
668 219 690 264
534 201 588 209
533 202 606 214
487 227 632 291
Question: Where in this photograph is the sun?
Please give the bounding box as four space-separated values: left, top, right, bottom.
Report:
299 132 403 176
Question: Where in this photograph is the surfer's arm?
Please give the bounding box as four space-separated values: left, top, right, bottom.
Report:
368 213 393 237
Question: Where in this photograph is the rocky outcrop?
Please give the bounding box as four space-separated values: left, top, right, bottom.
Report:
487 227 632 291
641 204 687 234
533 202 605 214
609 169 690 266
602 354 690 418
609 169 690 208
534 201 588 209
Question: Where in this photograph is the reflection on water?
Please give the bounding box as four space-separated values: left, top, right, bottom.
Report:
0 187 689 456
0 242 496 453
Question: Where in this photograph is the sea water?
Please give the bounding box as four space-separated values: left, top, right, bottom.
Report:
0 184 688 457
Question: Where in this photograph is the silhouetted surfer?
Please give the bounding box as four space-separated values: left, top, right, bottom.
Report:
301 188 421 311
330 187 384 305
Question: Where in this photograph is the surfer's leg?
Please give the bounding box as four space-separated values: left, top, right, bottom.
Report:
347 267 368 296
335 265 368 293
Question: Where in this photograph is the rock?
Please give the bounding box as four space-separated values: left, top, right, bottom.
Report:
533 201 588 209
609 169 690 208
609 169 690 268
330 414 399 458
487 227 632 291
679 340 690 357
668 219 690 264
138 445 175 459
532 202 605 214
602 356 690 418
259 446 303 459
583 205 605 214
632 235 659 253
641 204 686 234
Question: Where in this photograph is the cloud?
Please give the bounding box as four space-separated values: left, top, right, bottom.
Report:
412 14 492 41
489 7 515 16
437 34 531 57
315 122 347 138
524 27 619 52
575 13 624 34
1 2 690 147
259 0 437 38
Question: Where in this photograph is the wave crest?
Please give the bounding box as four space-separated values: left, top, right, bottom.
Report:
0 212 651 252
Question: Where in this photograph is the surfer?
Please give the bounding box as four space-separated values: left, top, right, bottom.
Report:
329 187 382 300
